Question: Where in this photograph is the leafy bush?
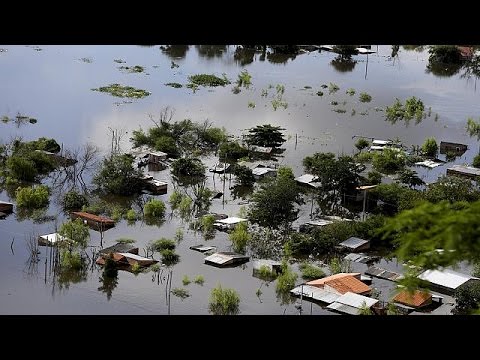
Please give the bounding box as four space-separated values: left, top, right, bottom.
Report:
355 138 370 152
182 275 191 286
171 288 190 299
171 158 205 177
193 275 205 285
367 170 382 185
16 185 50 208
359 92 372 103
150 238 176 252
219 141 249 162
473 154 480 168
422 137 438 157
208 285 240 315
188 74 230 87
233 165 255 187
93 154 143 195
229 222 251 253
299 263 325 280
372 149 406 174
60 250 83 270
276 262 298 293
201 214 216 232
116 238 135 244
169 190 183 210
160 249 180 266
126 209 137 221
59 218 90 248
63 190 89 211
144 199 166 218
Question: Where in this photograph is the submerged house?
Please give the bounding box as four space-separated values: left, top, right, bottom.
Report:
439 141 467 155
96 252 158 269
214 217 247 231
0 201 14 214
71 211 115 231
204 252 249 267
339 237 370 252
98 243 139 256
392 289 432 309
418 269 480 295
306 273 371 296
326 292 379 315
209 162 231 173
130 146 167 164
295 174 321 188
446 165 480 180
38 233 71 246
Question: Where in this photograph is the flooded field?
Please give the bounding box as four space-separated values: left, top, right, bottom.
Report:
0 45 479 314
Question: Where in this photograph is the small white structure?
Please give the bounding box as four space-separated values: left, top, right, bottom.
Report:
253 259 282 273
291 285 340 304
190 244 217 253
38 233 70 246
204 252 249 267
295 174 321 188
418 269 480 294
355 47 376 54
214 217 248 230
252 167 277 180
209 162 231 173
339 237 370 252
415 160 443 168
327 292 378 315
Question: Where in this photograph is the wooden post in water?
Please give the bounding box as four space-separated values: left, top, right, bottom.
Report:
295 133 298 150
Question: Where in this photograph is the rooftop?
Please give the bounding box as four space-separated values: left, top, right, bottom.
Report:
324 276 371 295
393 290 432 308
307 273 361 287
339 237 370 249
418 269 479 290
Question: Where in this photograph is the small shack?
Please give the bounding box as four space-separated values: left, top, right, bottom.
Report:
214 217 247 231
327 292 379 315
392 289 432 309
38 233 71 246
71 211 115 231
339 237 370 252
295 174 321 188
190 244 217 253
96 252 158 269
131 146 167 164
446 165 480 180
344 253 379 264
307 273 371 296
252 167 277 180
98 243 139 256
146 179 168 195
0 201 14 213
418 269 480 295
252 259 282 277
204 252 249 267
440 141 468 155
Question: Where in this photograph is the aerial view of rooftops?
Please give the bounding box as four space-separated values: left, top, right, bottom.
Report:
1 45 479 315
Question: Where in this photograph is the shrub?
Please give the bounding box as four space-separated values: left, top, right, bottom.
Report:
126 209 137 221
473 154 480 168
372 149 406 174
182 275 191 286
171 288 190 299
60 250 83 270
208 285 240 315
193 275 205 285
359 92 372 103
59 218 90 248
367 170 382 185
299 263 325 280
161 249 180 266
276 262 298 293
16 185 50 208
144 199 166 217
150 238 176 252
116 238 135 244
355 138 370 152
229 222 251 253
422 137 438 157
201 214 216 232
63 190 89 211
169 190 183 210
171 158 205 177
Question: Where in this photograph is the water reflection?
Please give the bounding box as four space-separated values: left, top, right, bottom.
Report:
426 61 463 77
330 55 357 73
98 270 119 301
160 45 190 59
196 45 227 58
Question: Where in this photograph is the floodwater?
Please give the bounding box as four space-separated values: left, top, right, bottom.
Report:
0 45 479 314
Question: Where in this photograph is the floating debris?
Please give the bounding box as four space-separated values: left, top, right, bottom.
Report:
79 57 93 63
91 84 151 98
1 113 37 126
114 59 126 63
119 65 144 73
165 82 183 88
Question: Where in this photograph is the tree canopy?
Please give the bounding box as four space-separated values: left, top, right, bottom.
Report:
244 124 286 148
93 154 143 195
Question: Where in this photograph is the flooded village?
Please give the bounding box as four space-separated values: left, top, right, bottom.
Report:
1 45 480 315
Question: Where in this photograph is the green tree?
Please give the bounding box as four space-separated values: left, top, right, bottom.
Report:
154 135 179 157
248 175 303 230
229 222 251 253
473 154 480 168
209 285 240 315
425 176 480 203
232 165 255 186
219 141 249 162
59 218 90 249
372 183 425 214
171 158 205 177
277 166 294 180
144 199 166 218
398 169 425 188
63 190 89 211
454 282 480 314
6 156 37 182
422 137 438 157
93 154 143 195
355 138 370 152
358 301 374 315
15 185 50 208
244 124 286 148
332 45 358 58
367 170 382 185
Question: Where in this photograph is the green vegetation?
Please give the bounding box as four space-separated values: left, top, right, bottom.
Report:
366 170 382 185
346 88 356 96
59 219 90 248
276 262 298 293
358 301 374 315
398 169 425 188
237 70 252 88
330 101 338 106
329 257 352 274
165 82 183 88
209 285 240 315
372 183 424 213
473 154 480 168
119 65 144 73
245 124 286 148
144 199 166 218
131 263 141 274
116 238 135 244
15 185 50 208
126 209 137 221
91 84 151 98
454 283 480 314
359 92 372 103
466 118 480 140
257 265 277 281
421 137 438 157
271 99 288 111
385 97 425 123
1 113 37 126
372 148 406 174
328 82 340 94
150 238 175 252
93 154 143 195
182 275 191 286
160 249 180 266
355 138 370 152
171 158 205 177
248 169 302 230
317 91 324 96
60 250 83 270
63 190 88 211
169 190 183 210
232 165 255 187
248 101 256 108
299 263 325 280
229 222 251 253
428 45 463 64
171 287 190 299
201 214 216 233
193 275 205 285
424 176 480 203
219 141 249 162
175 228 184 242
188 74 230 87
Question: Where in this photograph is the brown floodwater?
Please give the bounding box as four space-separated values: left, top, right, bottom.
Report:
0 45 478 314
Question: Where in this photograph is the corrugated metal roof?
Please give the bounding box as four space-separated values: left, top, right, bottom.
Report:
418 269 479 290
344 253 362 262
252 167 277 176
216 217 247 225
340 237 369 249
325 276 371 295
290 285 340 304
448 165 480 176
204 252 249 265
295 174 319 184
39 233 68 244
393 290 432 308
307 273 361 287
306 219 333 227
190 245 216 253
415 160 442 168
372 139 391 145
333 292 378 308
326 302 360 315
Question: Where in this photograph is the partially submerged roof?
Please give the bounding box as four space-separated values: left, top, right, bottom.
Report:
339 237 370 249
305 219 333 227
372 139 391 146
253 259 282 272
447 165 480 177
307 273 361 287
344 253 378 264
71 211 115 225
295 174 321 188
323 276 371 295
327 292 378 314
252 167 277 176
365 266 403 282
98 243 138 255
215 217 247 225
291 285 340 304
38 233 70 246
415 160 443 168
204 252 249 266
356 47 376 54
190 244 217 253
418 269 479 290
393 290 432 308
